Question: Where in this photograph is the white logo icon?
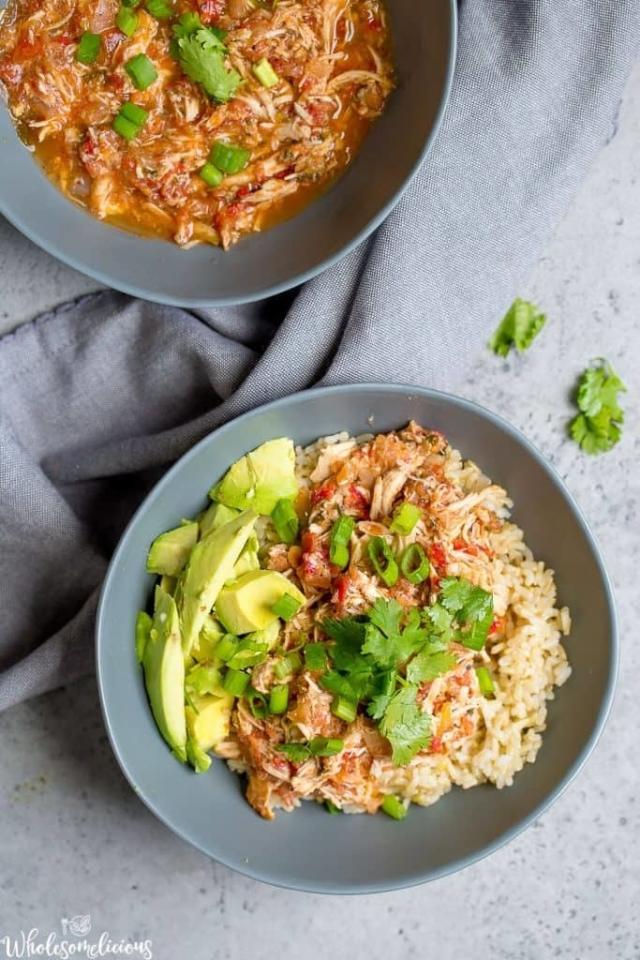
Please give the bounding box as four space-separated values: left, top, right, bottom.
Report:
60 915 92 937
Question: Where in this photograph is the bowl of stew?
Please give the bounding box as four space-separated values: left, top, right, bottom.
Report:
0 0 456 305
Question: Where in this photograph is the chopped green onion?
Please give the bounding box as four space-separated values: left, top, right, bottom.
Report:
367 536 399 587
76 32 101 65
122 0 142 7
329 514 355 568
199 162 224 188
399 543 430 584
215 634 239 663
272 594 302 621
146 0 173 18
119 101 148 126
304 643 328 672
381 795 408 821
331 695 357 724
269 683 289 715
390 501 422 535
325 799 342 814
210 140 251 174
274 651 302 679
271 498 299 545
223 668 249 697
309 737 343 757
116 6 139 36
112 113 140 141
125 53 157 90
245 686 268 719
475 666 495 698
227 639 268 670
252 57 279 88
276 743 310 763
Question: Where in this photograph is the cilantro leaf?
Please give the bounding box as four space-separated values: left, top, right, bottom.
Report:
406 649 458 684
362 601 428 667
322 616 373 698
379 685 431 765
439 577 493 651
367 669 397 721
369 597 403 637
570 360 626 455
489 298 547 357
176 30 241 102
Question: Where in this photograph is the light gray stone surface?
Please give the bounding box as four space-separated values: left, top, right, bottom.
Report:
1 63 639 960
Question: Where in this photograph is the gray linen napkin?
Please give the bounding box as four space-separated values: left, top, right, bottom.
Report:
1 0 639 711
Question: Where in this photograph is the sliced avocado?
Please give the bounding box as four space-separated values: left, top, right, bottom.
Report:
179 510 258 655
146 521 199 576
186 693 233 751
159 574 177 595
210 438 298 516
186 737 212 774
216 570 305 635
232 534 260 579
200 502 239 540
135 610 152 664
142 590 187 762
191 615 224 662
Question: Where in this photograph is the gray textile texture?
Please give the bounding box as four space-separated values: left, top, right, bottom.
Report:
1 0 639 711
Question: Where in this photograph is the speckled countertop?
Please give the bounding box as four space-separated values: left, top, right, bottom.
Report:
1 63 639 960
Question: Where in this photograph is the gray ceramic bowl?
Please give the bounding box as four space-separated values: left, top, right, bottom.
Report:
0 0 455 306
96 384 617 893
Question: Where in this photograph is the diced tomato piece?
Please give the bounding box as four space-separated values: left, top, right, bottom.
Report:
56 33 75 45
453 537 479 556
430 736 443 754
310 480 336 506
489 616 505 636
428 541 447 570
335 574 350 604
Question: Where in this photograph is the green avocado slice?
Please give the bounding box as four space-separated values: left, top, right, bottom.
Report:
142 590 187 762
209 438 298 516
216 569 305 635
199 502 239 540
146 521 199 576
179 509 258 655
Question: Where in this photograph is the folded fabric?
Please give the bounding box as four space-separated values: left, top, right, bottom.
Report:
1 0 639 710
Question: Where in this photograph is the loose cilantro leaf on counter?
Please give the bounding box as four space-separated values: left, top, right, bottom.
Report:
570 360 626 455
175 27 241 102
379 685 431 765
489 298 547 357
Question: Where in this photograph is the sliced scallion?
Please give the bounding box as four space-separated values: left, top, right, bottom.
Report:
269 683 289 715
475 665 495 698
252 57 279 88
331 695 357 724
272 594 302 621
76 32 101 65
390 501 421 535
210 140 251 174
125 53 157 90
304 643 328 672
367 536 399 587
381 795 408 821
222 668 249 697
271 498 299 545
116 6 139 36
309 737 343 757
399 543 430 584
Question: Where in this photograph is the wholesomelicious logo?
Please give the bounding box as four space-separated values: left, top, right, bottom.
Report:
0 915 153 959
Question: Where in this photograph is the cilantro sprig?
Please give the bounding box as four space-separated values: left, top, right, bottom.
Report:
171 13 241 102
570 359 626 455
318 581 493 766
489 298 547 357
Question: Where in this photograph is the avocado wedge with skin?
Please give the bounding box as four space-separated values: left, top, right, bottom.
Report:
179 509 258 655
142 590 187 762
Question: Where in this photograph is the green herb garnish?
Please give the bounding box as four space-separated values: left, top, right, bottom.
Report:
489 298 546 357
174 27 241 103
570 359 626 455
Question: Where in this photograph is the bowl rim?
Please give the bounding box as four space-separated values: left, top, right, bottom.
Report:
0 0 457 308
96 382 618 893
